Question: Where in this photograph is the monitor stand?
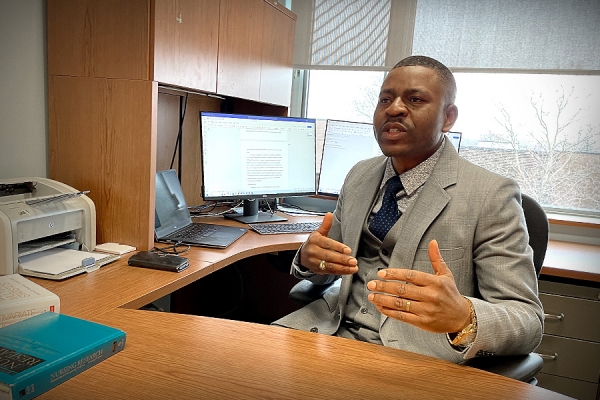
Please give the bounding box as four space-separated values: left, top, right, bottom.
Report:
224 199 287 224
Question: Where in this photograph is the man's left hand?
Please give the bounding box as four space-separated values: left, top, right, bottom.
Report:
367 239 471 334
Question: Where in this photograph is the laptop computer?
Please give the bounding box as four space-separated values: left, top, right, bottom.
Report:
154 170 248 248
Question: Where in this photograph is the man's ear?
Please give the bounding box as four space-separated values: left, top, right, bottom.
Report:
442 104 458 132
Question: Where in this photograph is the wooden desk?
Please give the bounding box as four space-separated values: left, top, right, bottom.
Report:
29 217 599 321
37 308 567 400
28 256 212 319
542 240 600 283
29 213 318 319
186 214 319 265
27 214 593 399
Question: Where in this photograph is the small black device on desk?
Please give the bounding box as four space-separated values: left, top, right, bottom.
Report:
128 251 189 272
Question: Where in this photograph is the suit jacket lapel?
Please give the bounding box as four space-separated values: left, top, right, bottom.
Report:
342 156 386 257
391 143 460 270
338 156 386 312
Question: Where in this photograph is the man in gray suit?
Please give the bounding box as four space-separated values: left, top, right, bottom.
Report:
273 55 543 362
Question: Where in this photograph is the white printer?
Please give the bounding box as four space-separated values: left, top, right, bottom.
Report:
0 177 96 275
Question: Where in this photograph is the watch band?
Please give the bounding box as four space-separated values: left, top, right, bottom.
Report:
450 298 477 347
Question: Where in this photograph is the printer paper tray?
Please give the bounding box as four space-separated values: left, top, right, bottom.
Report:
18 235 77 257
18 248 119 281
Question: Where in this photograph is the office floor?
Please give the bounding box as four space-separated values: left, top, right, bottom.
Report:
168 252 304 324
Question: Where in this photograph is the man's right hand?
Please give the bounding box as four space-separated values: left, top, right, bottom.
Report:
299 212 358 275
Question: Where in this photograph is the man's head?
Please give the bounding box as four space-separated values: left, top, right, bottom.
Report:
392 56 457 104
373 55 458 173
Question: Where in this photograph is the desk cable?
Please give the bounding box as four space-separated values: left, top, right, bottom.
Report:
151 242 190 255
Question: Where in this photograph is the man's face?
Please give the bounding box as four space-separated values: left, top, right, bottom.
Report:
373 66 457 172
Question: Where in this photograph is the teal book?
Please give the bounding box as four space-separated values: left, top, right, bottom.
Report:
0 312 126 400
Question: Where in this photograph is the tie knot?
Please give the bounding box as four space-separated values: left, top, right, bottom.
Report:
386 175 403 195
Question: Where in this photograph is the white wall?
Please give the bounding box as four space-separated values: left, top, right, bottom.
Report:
0 0 47 179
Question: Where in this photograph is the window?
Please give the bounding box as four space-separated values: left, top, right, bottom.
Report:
292 0 600 218
453 73 600 214
302 69 600 215
301 70 385 172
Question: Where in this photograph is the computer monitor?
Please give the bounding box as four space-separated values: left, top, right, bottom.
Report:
447 131 462 152
200 112 317 223
317 120 381 197
317 121 462 197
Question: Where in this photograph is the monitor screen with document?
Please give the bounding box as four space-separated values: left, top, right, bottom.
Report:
317 120 381 197
200 112 317 223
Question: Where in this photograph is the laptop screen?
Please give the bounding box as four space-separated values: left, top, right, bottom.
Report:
154 170 192 239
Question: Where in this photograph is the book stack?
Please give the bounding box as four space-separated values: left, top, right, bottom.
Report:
0 313 126 400
0 274 60 327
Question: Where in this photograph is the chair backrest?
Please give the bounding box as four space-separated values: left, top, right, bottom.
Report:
463 194 548 383
521 194 549 277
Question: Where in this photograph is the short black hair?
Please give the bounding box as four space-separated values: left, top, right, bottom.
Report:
393 55 457 103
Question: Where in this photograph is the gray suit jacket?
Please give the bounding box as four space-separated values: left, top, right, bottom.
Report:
274 143 544 362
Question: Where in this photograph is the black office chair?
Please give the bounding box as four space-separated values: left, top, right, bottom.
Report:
461 193 548 383
287 193 549 384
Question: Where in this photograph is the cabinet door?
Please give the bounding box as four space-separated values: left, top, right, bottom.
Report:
217 0 264 101
540 293 600 342
260 0 296 106
47 0 151 80
537 373 599 400
48 76 157 250
153 0 219 92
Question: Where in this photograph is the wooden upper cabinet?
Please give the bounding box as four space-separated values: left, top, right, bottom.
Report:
260 1 296 106
217 0 296 105
153 0 219 92
48 0 295 102
217 0 265 102
47 0 151 79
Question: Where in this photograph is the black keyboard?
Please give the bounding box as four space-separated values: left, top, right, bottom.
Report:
249 222 321 235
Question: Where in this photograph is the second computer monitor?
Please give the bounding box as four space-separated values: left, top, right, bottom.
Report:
317 120 462 197
317 120 381 196
447 131 462 152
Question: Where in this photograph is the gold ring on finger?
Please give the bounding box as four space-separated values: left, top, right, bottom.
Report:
406 300 411 312
319 260 327 271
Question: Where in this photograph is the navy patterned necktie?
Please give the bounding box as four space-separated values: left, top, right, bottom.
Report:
369 175 403 241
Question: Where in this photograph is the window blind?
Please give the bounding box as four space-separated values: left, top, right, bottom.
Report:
292 0 416 70
412 0 600 71
292 0 600 71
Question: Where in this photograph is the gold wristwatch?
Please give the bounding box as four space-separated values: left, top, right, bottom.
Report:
449 298 477 348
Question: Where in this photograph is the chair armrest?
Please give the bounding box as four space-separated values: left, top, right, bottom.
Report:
462 353 544 383
289 280 334 304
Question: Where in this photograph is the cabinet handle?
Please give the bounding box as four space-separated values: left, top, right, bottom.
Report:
544 312 564 321
536 352 558 361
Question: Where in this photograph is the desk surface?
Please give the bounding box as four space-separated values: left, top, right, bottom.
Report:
27 213 592 399
37 308 567 400
30 214 319 319
31 215 599 320
542 240 600 283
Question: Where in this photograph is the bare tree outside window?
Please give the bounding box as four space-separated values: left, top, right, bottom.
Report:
462 85 600 212
352 74 384 123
